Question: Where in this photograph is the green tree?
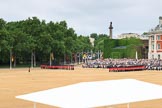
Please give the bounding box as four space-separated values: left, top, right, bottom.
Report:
0 17 96 67
22 17 42 67
94 34 108 51
90 33 98 40
0 19 15 68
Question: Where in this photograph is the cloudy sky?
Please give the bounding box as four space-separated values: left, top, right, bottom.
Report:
1 0 162 38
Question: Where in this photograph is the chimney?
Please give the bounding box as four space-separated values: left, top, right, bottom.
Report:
159 16 162 26
109 22 113 39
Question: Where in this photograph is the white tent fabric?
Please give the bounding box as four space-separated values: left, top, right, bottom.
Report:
16 79 162 108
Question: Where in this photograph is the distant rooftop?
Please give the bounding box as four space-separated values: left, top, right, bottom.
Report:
118 33 140 39
118 33 148 40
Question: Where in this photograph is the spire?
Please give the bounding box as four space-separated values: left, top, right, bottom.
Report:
109 22 113 39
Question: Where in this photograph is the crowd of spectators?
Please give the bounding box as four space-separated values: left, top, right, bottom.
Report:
82 58 162 70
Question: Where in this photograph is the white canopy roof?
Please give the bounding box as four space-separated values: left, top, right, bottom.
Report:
16 79 162 108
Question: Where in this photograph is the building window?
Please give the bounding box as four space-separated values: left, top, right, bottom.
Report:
157 44 160 49
158 55 160 59
152 36 154 40
152 44 154 50
157 35 161 40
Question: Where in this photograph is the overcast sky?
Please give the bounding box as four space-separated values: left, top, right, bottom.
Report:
1 0 162 38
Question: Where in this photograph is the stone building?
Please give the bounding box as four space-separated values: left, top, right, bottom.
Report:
118 33 140 39
148 16 162 59
89 37 95 47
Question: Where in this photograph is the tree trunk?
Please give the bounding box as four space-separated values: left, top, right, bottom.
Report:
71 54 72 64
31 52 34 68
50 53 52 66
64 54 66 65
14 55 16 67
34 51 36 67
10 49 12 69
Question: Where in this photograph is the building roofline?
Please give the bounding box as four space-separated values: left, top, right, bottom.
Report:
147 30 162 35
